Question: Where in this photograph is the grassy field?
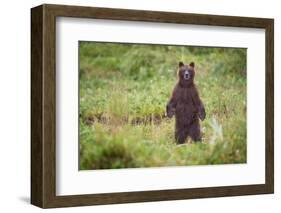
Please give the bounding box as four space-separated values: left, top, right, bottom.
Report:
79 42 247 170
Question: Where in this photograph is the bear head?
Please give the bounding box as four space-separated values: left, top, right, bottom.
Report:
178 61 195 88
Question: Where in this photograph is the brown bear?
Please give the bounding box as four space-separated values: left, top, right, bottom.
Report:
166 61 205 144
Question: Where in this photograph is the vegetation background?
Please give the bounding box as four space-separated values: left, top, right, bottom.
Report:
79 42 247 170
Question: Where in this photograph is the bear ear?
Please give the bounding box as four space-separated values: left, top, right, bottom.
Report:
179 61 184 67
189 62 195 68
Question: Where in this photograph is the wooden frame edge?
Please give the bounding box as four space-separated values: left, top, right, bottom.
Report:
44 184 270 208
265 19 274 194
31 5 44 208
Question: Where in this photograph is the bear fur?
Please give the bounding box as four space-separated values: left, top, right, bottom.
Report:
166 61 206 144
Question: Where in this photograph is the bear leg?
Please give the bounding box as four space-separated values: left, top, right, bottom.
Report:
188 119 202 142
175 128 188 144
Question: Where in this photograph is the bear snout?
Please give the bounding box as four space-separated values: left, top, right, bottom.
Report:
184 70 190 80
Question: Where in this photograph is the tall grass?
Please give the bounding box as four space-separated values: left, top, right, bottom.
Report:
79 42 247 170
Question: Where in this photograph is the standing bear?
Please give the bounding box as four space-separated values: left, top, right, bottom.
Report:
166 61 206 144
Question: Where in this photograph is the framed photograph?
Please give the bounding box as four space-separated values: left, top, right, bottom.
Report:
31 4 274 208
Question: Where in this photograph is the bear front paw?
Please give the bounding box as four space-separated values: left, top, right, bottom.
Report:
166 105 175 118
199 108 206 121
166 110 175 118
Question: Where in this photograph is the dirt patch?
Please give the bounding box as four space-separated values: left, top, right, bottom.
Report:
82 113 166 126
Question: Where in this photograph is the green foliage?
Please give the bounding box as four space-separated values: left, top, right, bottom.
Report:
79 42 247 170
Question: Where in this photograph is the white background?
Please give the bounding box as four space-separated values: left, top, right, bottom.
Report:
0 0 279 212
57 18 265 195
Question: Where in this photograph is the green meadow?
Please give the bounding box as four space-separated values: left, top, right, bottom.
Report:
79 42 247 170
